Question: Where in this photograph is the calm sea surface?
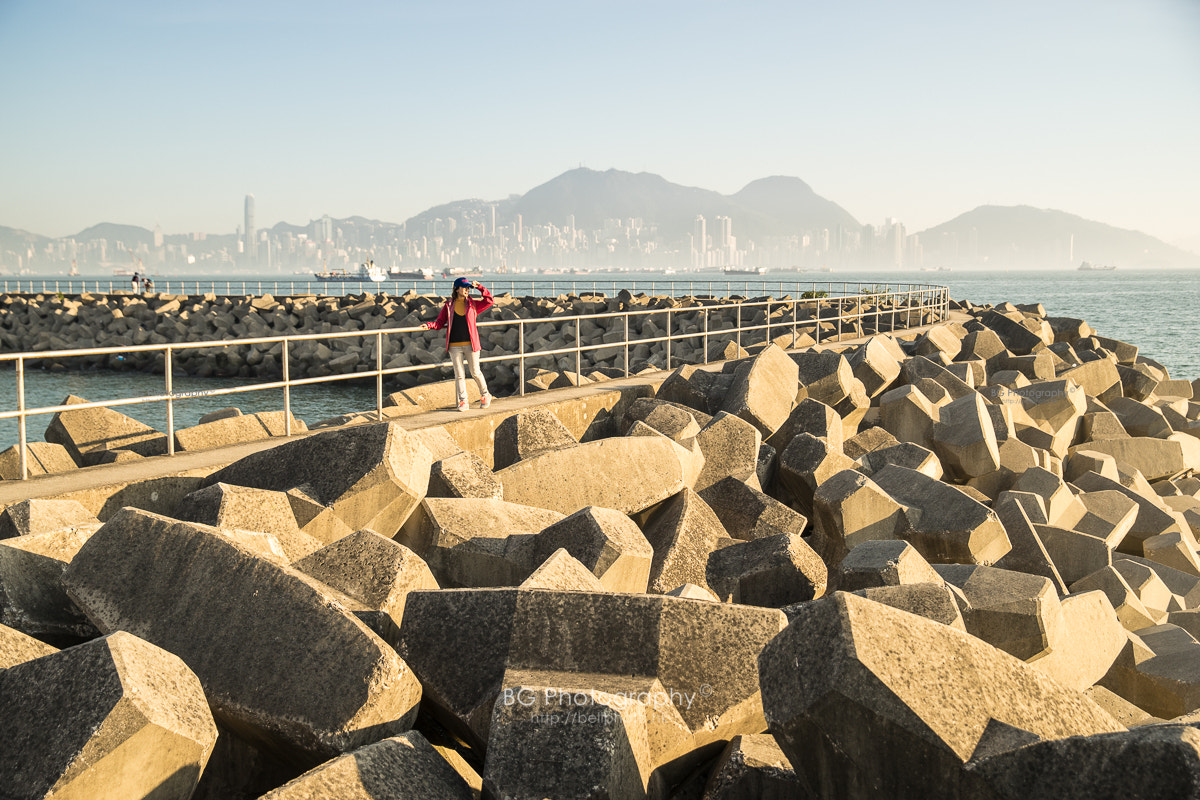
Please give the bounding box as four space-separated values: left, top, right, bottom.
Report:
2 268 1196 447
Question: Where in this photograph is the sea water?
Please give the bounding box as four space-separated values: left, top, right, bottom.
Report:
1 268 1197 448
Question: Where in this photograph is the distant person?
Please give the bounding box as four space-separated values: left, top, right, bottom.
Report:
131 272 140 292
143 276 154 292
421 277 494 411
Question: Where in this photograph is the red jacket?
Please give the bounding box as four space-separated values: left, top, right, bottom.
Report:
425 284 494 352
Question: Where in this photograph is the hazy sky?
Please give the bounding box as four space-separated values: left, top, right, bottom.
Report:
2 0 1198 247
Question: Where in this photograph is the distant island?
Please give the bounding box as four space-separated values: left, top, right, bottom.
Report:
2 168 1197 275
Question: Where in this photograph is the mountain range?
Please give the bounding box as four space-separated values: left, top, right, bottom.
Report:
1 167 1197 269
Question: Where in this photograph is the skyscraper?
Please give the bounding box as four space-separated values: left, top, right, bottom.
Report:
694 215 707 268
244 195 256 263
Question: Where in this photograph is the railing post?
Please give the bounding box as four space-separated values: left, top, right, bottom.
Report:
282 339 292 436
165 347 175 456
703 307 709 363
665 308 672 371
376 331 384 422
574 320 582 386
17 356 26 480
623 313 630 377
518 320 526 397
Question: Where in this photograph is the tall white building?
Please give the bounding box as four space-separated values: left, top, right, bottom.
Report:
694 215 707 268
244 194 256 263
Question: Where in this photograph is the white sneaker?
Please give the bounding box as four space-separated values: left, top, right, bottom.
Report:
480 394 492 409
457 401 468 412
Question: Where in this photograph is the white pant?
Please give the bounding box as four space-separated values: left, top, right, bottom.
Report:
450 345 488 405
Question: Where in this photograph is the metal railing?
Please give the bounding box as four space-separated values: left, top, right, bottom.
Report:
0 283 948 479
3 276 946 301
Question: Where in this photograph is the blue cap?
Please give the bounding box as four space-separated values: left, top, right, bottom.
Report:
453 277 472 290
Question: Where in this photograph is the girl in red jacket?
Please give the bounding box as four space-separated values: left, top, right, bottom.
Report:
422 277 494 411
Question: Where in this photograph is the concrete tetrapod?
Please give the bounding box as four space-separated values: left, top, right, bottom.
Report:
203 421 433 538
62 508 422 764
0 631 218 800
396 587 787 775
258 731 474 800
497 436 689 517
758 592 1124 800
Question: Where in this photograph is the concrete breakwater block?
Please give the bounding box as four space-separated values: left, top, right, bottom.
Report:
0 631 218 800
61 508 423 762
3 296 1200 794
205 421 433 538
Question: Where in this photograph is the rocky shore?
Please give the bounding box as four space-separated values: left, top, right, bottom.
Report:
0 288 939 392
4 299 1200 798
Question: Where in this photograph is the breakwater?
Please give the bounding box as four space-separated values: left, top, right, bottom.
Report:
0 287 945 393
10 294 1200 797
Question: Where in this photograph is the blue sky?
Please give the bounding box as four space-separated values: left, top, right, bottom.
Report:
1 0 1198 246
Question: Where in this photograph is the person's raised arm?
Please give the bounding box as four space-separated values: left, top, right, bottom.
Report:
473 281 494 313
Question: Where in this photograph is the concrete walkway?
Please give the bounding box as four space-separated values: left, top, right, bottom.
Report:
0 312 968 509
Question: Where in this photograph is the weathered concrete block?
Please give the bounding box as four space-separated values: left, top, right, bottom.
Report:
872 465 1012 565
993 495 1068 594
980 308 1051 355
656 363 718 415
935 564 1065 660
694 411 762 492
0 441 78 480
291 529 438 646
1071 566 1162 631
841 426 900 460
1107 396 1175 439
174 482 323 559
1070 435 1200 482
698 476 808 541
519 548 607 592
720 343 798 437
1026 590 1127 691
497 437 688 517
259 731 474 800
706 533 827 607
879 383 939 446
0 498 98 541
811 469 906 567
0 526 99 641
205 422 433 538
484 683 650 799
759 592 1122 799
0 631 217 800
428 451 504 500
640 489 726 594
856 440 944 480
493 409 578 470
0 621 57 669
622 397 705 441
847 336 902 398
516 506 654 593
967 725 1200 800
848 582 967 630
764 397 843 457
837 539 942 591
396 588 787 765
400 497 564 588
931 392 1001 480
776 433 857 517
62 509 422 762
1100 624 1200 719
701 733 801 799
791 351 854 407
174 410 307 452
44 394 168 465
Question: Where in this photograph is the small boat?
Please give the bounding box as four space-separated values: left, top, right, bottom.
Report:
315 261 388 282
1078 261 1116 271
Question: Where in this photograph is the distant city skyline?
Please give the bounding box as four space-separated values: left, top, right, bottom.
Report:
1 1 1198 249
